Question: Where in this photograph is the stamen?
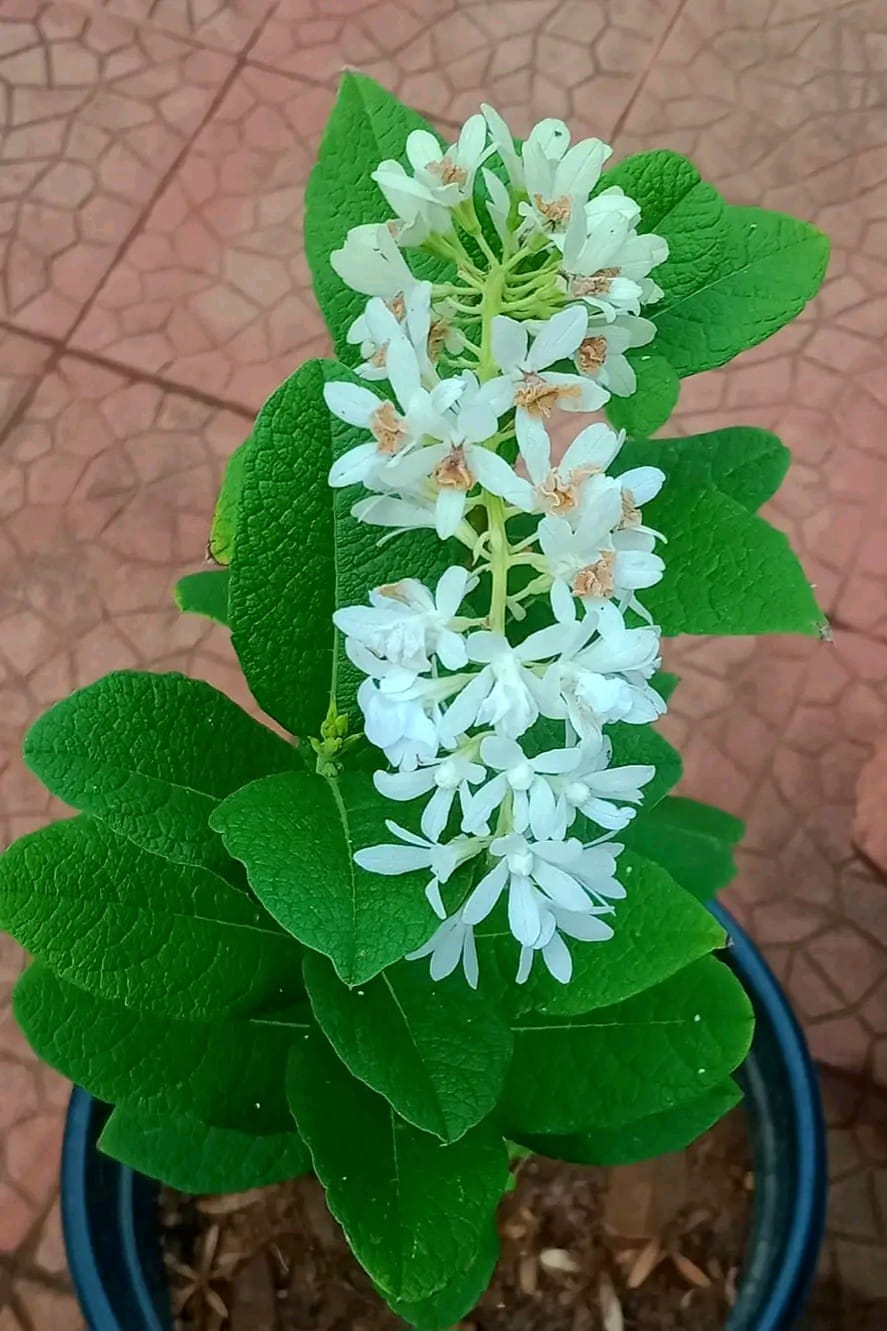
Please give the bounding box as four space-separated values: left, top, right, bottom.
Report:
514 373 581 417
572 267 620 297
386 293 406 320
621 488 642 529
577 335 608 374
371 400 407 454
572 551 616 600
434 446 475 491
427 156 467 186
534 193 572 225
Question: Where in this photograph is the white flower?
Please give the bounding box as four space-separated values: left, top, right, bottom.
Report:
404 117 490 203
516 896 617 985
521 420 624 522
544 739 656 838
489 308 609 479
481 103 523 189
573 314 656 396
518 120 612 237
335 566 475 675
372 159 453 237
438 623 571 744
406 910 480 987
324 336 463 489
330 222 419 298
561 189 669 320
461 833 621 949
357 670 456 772
375 744 486 844
384 373 531 538
482 166 512 245
544 602 665 740
348 284 435 383
355 820 484 921
462 734 578 838
538 479 664 607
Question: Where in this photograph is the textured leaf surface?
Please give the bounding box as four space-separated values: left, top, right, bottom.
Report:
211 770 440 986
617 426 790 513
516 1080 742 1167
607 722 681 809
642 480 824 636
23 671 297 873
499 957 754 1134
605 350 679 438
481 852 724 1016
388 1225 499 1330
287 1028 507 1303
600 150 726 306
14 964 306 1131
303 952 513 1142
0 816 302 1020
209 435 252 565
653 206 829 375
99 1108 310 1194
305 72 451 356
229 359 459 738
174 570 230 625
623 797 744 902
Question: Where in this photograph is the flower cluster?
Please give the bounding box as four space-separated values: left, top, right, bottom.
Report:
325 108 670 988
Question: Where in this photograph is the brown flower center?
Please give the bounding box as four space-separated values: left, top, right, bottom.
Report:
534 193 572 224
537 465 599 514
572 551 616 600
621 488 642 529
514 373 581 418
386 293 406 321
577 335 608 374
427 318 449 362
427 156 467 187
433 446 475 491
370 345 388 368
370 401 407 455
572 267 620 297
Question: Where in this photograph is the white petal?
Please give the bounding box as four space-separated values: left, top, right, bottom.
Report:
471 447 535 510
425 879 446 919
435 487 468 539
528 777 558 840
457 114 487 168
602 353 636 397
481 734 524 770
515 407 551 482
550 579 577 625
516 945 534 984
386 334 422 408
353 844 431 875
528 306 588 370
462 860 509 925
543 372 610 411
491 316 527 372
462 773 508 834
461 926 480 989
430 923 467 980
328 442 378 488
532 860 592 912
619 466 665 505
439 670 491 743
614 550 665 590
436 628 469 672
324 381 380 427
533 746 582 775
406 130 443 172
421 785 455 841
509 875 544 947
374 768 435 801
542 932 573 984
555 909 614 942
555 138 611 199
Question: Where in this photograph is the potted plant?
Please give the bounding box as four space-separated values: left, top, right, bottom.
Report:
0 76 829 1331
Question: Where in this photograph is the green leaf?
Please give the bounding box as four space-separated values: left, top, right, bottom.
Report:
287 1027 507 1303
616 426 790 513
480 852 725 1017
652 670 679 702
174 570 230 626
14 963 307 1132
499 956 754 1134
641 480 824 636
303 952 513 1143
209 436 252 566
388 1224 498 1330
605 350 679 438
22 671 298 875
515 1079 742 1167
99 1107 310 1194
211 769 441 986
623 797 744 902
228 359 459 739
0 816 303 1020
600 150 727 306
305 72 451 356
652 205 829 376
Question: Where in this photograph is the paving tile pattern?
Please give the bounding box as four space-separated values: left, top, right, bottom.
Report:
0 0 886 1326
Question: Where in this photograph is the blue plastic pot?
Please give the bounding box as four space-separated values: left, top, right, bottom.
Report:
61 908 826 1331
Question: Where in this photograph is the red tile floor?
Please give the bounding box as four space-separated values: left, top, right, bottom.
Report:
1 0 886 1326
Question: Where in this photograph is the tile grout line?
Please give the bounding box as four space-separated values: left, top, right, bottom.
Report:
0 322 256 427
609 0 690 143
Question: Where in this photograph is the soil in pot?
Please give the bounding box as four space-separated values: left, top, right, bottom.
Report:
161 1107 751 1331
